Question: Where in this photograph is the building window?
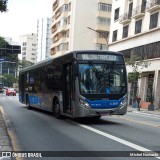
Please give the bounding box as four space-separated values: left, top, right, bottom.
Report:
122 41 160 60
66 30 69 37
68 3 71 11
114 8 119 21
62 4 69 12
68 16 70 24
123 25 129 38
97 17 110 25
22 47 26 51
97 32 109 38
59 17 67 26
128 2 133 17
58 43 68 51
22 42 27 46
112 30 117 42
135 19 142 34
22 57 26 61
98 3 112 12
22 52 26 55
149 12 159 29
95 43 107 50
141 0 146 11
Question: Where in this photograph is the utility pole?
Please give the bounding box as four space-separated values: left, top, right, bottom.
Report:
87 27 109 50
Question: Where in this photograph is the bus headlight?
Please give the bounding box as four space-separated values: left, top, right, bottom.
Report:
120 96 128 108
79 98 90 109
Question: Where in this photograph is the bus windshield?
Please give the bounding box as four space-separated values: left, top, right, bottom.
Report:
79 63 127 94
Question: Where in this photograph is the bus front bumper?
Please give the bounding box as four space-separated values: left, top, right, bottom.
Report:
75 103 128 117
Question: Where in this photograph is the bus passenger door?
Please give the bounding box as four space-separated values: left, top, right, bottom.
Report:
63 63 74 114
21 75 25 103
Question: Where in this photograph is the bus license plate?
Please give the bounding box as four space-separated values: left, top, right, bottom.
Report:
101 113 110 116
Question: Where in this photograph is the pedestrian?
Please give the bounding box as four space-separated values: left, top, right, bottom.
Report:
136 96 141 111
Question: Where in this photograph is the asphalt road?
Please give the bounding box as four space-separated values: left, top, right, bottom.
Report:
0 93 160 160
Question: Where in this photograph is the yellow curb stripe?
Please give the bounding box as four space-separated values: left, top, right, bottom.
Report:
0 106 24 160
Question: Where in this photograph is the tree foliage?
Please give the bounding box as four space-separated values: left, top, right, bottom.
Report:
18 60 34 69
0 0 8 12
125 54 150 102
126 55 150 83
1 74 18 87
0 36 8 46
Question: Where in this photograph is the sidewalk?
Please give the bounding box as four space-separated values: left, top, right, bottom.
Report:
0 107 13 152
127 105 160 115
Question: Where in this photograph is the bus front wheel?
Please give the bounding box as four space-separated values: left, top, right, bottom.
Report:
53 99 61 119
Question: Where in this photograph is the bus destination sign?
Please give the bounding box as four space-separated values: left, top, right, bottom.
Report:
79 54 119 61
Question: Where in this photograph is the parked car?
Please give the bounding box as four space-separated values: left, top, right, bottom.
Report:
6 88 16 96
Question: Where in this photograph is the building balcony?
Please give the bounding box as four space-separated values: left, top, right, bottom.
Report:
59 0 69 8
119 12 132 24
52 37 68 47
146 0 160 12
132 5 146 19
96 11 111 18
94 37 107 44
95 24 110 31
51 24 58 34
55 10 68 20
57 24 68 33
53 0 59 12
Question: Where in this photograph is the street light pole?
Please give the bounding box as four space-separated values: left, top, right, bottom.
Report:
87 27 108 50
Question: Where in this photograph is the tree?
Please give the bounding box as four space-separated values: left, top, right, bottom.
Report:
0 36 8 46
18 60 34 69
0 0 8 12
126 54 150 105
1 74 18 87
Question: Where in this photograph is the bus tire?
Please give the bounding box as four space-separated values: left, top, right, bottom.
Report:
93 116 101 119
53 99 61 119
26 95 32 110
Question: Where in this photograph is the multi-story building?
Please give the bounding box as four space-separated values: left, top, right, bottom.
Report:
0 37 20 77
19 33 37 63
109 0 160 108
51 0 112 57
36 17 52 62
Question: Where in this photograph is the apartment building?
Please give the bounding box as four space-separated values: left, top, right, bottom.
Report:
36 17 52 62
19 33 37 63
109 0 160 107
51 0 112 57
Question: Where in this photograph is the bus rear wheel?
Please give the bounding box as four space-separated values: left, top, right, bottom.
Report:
54 99 61 119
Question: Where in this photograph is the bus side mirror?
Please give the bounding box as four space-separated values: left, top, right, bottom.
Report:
73 62 79 77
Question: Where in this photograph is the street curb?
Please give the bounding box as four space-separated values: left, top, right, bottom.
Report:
127 109 160 116
0 106 23 160
132 110 160 116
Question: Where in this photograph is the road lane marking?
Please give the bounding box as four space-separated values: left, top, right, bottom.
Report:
68 120 160 159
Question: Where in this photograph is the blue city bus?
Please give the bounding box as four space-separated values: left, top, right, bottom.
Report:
19 50 128 118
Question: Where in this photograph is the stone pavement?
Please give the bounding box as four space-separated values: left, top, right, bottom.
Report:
0 109 12 152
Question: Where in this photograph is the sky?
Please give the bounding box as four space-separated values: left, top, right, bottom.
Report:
0 0 53 42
